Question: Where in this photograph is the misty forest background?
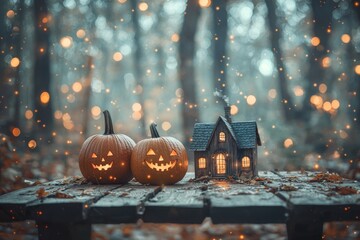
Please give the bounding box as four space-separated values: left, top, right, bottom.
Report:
1 0 360 191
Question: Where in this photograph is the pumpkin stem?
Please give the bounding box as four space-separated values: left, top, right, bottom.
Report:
103 110 115 135
150 123 160 138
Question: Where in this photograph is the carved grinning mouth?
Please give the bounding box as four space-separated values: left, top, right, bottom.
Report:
92 162 113 171
145 160 176 172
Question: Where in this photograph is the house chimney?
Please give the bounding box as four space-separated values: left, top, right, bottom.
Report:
224 105 231 123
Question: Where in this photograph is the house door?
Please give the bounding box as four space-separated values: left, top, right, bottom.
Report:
215 153 226 175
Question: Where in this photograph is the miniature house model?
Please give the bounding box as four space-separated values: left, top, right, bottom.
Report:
190 106 261 179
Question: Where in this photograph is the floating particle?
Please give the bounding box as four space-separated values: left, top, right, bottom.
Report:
10 57 20 67
40 92 50 104
199 0 211 8
284 138 293 148
246 95 256 106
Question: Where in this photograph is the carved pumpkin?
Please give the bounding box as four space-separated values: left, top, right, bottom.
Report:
79 110 135 184
131 123 188 185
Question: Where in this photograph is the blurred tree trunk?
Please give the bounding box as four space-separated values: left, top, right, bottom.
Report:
265 0 296 122
351 0 360 129
130 0 147 137
82 56 94 140
33 0 53 139
346 2 360 178
13 0 25 130
299 1 337 155
212 0 228 105
178 0 200 142
0 1 15 134
302 0 335 121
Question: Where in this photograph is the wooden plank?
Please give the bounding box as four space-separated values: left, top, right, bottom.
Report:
274 171 360 222
268 171 360 240
0 177 79 222
88 184 158 223
142 172 206 223
142 184 206 223
27 184 120 223
89 173 199 224
208 180 287 224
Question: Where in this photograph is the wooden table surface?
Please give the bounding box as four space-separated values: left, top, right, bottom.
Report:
0 171 359 240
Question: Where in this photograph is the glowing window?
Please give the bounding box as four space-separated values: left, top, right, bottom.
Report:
219 132 226 142
198 158 206 169
216 153 226 174
242 156 251 168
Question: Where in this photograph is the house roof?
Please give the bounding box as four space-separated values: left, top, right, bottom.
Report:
189 116 261 151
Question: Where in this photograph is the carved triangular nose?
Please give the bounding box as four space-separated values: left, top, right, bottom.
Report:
101 158 105 162
159 155 164 161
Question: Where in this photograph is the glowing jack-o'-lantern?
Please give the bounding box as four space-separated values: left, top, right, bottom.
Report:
79 110 135 184
131 123 188 185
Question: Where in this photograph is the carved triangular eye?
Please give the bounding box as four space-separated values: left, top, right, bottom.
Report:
91 153 97 158
170 150 178 156
107 151 113 156
147 149 156 156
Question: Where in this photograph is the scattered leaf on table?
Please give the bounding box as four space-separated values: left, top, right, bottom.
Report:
332 186 358 195
54 191 74 199
36 187 48 199
309 172 343 183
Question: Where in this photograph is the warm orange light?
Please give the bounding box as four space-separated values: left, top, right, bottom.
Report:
41 17 48 24
319 83 327 94
91 106 101 117
268 89 277 99
6 10 15 18
113 52 123 62
10 57 20 67
132 111 142 120
355 1 359 7
63 120 74 130
294 86 304 96
76 29 86 38
60 36 72 48
341 34 351 44
355 65 360 75
138 2 148 11
331 99 340 110
28 140 37 149
40 92 50 104
72 82 82 92
25 110 33 119
162 121 171 131
246 95 256 106
54 110 63 119
12 128 21 137
171 33 179 42
230 104 238 115
314 163 319 170
199 0 211 8
311 37 320 46
310 95 323 108
323 101 332 111
284 138 293 148
132 102 142 112
322 57 331 68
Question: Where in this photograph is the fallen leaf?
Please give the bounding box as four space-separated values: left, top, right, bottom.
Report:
36 187 48 199
279 184 297 191
309 172 343 183
119 192 129 197
332 186 358 195
54 191 74 198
